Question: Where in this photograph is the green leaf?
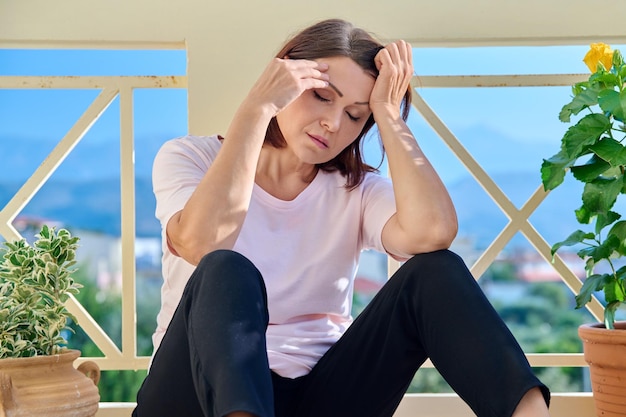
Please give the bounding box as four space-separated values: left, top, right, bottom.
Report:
551 230 595 256
609 220 626 241
562 113 612 159
577 233 620 262
598 89 626 122
559 87 601 122
615 265 626 280
575 205 592 224
613 49 624 69
589 71 620 89
581 176 623 216
619 64 626 82
541 150 571 190
587 137 626 166
604 278 625 304
605 301 622 329
575 273 608 308
40 224 50 239
596 211 621 235
570 154 611 182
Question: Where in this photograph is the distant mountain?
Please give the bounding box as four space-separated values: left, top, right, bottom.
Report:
0 177 160 237
0 133 170 237
0 169 603 246
0 133 170 182
448 171 608 249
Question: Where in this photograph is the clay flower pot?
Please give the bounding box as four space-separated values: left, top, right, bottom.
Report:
579 321 626 417
0 349 100 417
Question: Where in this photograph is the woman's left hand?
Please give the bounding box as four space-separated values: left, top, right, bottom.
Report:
372 40 458 258
370 40 413 118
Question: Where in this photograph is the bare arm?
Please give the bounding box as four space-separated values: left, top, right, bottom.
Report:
372 41 458 258
166 59 330 265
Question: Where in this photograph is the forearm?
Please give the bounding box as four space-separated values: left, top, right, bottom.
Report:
375 106 458 253
168 104 274 265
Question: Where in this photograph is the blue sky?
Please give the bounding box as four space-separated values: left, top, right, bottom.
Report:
0 49 188 143
0 50 188 182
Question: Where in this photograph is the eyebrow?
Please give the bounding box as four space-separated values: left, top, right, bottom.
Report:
328 81 344 97
327 81 369 105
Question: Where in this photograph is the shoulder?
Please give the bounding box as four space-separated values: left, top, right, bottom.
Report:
158 134 223 160
153 134 223 185
359 172 393 198
361 171 391 187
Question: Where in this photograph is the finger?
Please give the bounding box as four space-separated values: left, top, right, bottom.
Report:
389 41 412 72
290 60 330 83
285 58 328 72
384 41 409 63
388 41 413 87
374 47 392 72
404 40 413 61
399 41 414 82
289 63 330 93
301 77 330 92
400 40 413 69
385 41 401 63
310 65 330 81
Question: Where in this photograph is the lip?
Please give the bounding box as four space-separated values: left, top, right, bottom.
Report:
307 133 329 149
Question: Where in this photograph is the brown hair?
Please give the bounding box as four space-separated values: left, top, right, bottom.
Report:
265 19 412 189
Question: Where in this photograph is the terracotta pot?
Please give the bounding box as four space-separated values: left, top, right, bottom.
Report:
579 321 626 417
0 349 100 417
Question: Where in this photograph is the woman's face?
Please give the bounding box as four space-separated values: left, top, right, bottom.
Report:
276 56 375 165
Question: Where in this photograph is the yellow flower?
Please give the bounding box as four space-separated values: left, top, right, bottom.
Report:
583 42 614 72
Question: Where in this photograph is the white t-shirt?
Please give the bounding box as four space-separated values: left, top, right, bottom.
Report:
152 135 397 378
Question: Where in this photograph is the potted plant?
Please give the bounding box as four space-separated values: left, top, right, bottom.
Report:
0 225 100 417
541 42 626 416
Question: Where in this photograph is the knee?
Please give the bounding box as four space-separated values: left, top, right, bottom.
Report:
403 249 467 274
197 249 254 272
190 250 265 295
398 249 474 291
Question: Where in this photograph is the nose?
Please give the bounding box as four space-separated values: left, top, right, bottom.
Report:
320 108 342 132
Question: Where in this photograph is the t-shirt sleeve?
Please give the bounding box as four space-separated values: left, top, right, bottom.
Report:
360 174 397 254
152 135 220 237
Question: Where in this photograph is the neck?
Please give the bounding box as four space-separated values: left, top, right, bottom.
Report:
257 146 317 183
255 146 318 200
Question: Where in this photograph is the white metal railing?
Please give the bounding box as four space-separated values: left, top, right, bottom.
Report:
0 75 186 372
400 73 602 371
0 71 596 415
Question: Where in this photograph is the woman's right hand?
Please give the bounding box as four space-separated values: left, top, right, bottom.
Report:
244 58 330 116
165 58 329 264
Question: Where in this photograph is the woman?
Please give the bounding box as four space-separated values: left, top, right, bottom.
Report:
134 18 550 417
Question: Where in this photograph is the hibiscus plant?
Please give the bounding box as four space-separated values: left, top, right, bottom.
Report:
541 43 626 329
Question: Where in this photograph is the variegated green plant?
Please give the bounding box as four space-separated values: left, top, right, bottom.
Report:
541 43 626 329
0 225 81 358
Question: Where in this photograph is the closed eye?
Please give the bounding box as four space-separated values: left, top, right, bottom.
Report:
313 90 330 102
346 112 360 122
314 90 361 122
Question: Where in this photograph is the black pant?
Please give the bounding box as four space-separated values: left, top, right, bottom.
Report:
133 249 550 417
